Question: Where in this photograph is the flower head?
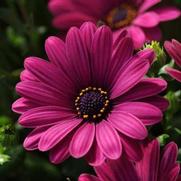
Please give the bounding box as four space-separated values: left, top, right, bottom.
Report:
79 139 180 181
164 39 181 82
12 22 168 165
48 0 180 48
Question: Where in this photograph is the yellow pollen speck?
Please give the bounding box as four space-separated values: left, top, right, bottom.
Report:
98 114 102 117
83 115 89 119
93 115 97 119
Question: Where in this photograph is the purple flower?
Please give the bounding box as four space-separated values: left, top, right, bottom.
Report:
164 39 181 82
48 0 180 49
12 22 168 165
79 139 180 181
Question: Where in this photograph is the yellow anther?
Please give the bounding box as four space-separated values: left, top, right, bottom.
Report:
93 115 97 119
75 97 80 102
79 92 83 96
106 100 109 104
93 87 97 91
76 107 80 110
105 103 108 107
98 88 102 91
100 108 105 113
85 88 89 91
83 115 89 119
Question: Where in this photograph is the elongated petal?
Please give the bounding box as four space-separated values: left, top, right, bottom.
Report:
16 81 70 107
111 59 150 99
12 98 37 114
108 111 147 140
164 40 181 67
117 78 167 102
115 102 162 125
66 27 92 87
127 26 146 49
69 123 95 158
133 12 159 27
159 142 178 173
52 12 96 29
24 57 75 94
79 174 100 181
23 126 49 150
120 133 142 161
91 26 113 87
165 67 181 82
45 36 68 69
136 139 160 181
49 133 73 164
80 22 97 50
109 37 134 87
139 0 161 13
19 106 75 127
85 138 105 166
96 121 122 159
153 7 181 21
38 119 81 151
140 96 169 111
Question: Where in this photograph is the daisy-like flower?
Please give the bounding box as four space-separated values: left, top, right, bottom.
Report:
48 0 180 48
12 22 168 165
79 139 180 181
164 39 181 82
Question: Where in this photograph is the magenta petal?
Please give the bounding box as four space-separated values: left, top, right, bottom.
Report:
109 37 134 87
127 26 146 49
94 162 117 181
23 126 49 150
139 0 161 13
153 7 181 21
136 139 160 181
165 67 181 82
20 70 36 81
111 58 150 99
79 174 100 181
115 102 163 125
69 123 95 158
12 98 37 114
38 119 81 151
24 57 75 94
120 134 142 161
96 121 122 160
80 22 97 50
85 138 105 166
164 40 181 67
108 111 147 140
118 78 167 102
133 12 159 27
45 36 68 69
66 27 91 87
52 12 96 29
19 106 75 128
108 156 139 181
16 81 69 107
91 25 113 87
140 96 169 112
49 134 72 164
143 26 162 42
159 142 178 173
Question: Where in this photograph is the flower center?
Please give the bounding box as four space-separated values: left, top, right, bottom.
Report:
104 3 137 29
75 87 109 120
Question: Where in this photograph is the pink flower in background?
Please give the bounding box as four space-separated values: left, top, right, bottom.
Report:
48 0 180 48
79 139 180 181
12 22 167 165
164 39 181 82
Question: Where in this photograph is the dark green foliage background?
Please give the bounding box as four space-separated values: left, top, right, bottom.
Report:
0 0 180 180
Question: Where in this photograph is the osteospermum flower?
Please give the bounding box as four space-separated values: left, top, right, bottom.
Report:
164 39 181 82
12 22 168 165
79 139 180 181
48 0 180 48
